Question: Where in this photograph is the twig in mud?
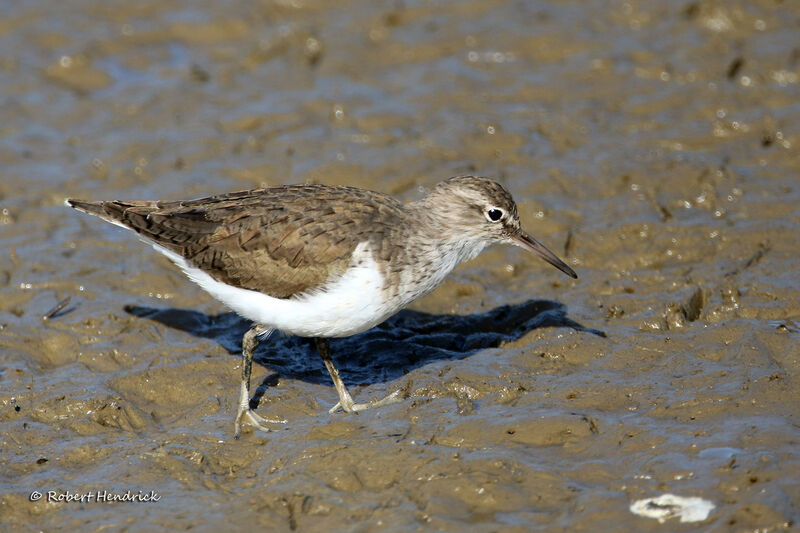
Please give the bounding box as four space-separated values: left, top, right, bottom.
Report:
42 296 73 321
743 243 770 269
725 241 770 277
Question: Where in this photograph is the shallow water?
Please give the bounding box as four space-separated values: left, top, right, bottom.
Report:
1 0 799 531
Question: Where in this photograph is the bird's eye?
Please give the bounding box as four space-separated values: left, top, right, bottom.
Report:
485 208 504 222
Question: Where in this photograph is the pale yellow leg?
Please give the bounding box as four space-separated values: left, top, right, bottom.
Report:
314 338 408 414
233 325 287 438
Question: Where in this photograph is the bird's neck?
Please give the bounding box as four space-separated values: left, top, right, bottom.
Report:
382 200 487 306
405 195 488 264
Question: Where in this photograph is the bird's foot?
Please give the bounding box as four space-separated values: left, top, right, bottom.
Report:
329 381 411 414
233 408 287 439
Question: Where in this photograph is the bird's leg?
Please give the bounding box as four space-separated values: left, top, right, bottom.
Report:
314 337 409 414
233 325 286 438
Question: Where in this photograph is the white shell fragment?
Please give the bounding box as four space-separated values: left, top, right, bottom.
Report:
629 493 715 523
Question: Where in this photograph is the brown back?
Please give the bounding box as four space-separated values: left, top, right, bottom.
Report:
70 185 408 298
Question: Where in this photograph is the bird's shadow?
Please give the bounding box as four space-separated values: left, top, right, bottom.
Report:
124 300 605 397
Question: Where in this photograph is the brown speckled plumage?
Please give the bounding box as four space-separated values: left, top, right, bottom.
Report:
67 176 548 302
69 184 412 298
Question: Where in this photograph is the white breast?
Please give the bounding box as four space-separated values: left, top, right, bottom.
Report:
152 242 398 338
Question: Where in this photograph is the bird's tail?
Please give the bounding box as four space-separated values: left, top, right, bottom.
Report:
65 198 105 217
65 198 157 231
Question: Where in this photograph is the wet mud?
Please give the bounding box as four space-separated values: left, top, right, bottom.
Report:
1 0 799 531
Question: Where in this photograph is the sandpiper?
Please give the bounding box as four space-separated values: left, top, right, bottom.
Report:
67 176 577 437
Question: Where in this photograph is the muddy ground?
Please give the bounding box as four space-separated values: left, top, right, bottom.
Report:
1 0 798 531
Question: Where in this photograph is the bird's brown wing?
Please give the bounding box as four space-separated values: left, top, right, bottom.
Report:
68 185 406 298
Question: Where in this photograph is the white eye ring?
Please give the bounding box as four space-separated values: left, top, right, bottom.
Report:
485 207 504 222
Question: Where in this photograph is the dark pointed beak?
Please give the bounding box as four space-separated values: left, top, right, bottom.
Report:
511 230 577 279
